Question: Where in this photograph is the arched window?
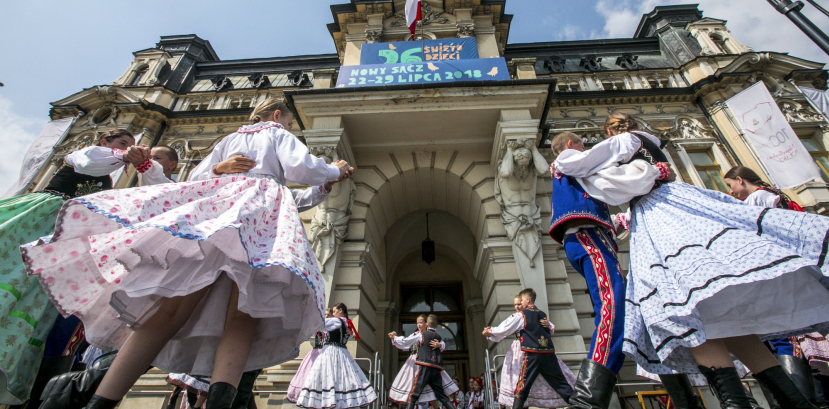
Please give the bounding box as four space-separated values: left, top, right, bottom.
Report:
130 66 148 86
709 33 728 54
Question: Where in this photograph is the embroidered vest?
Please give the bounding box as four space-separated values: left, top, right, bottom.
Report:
44 164 113 199
313 332 324 349
519 307 556 353
549 175 614 244
324 321 350 348
416 329 444 369
623 132 671 203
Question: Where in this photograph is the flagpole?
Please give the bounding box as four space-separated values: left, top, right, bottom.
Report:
420 2 425 59
718 101 780 187
787 78 829 126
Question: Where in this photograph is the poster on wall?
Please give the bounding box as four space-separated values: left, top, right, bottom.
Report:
336 58 510 88
360 38 479 65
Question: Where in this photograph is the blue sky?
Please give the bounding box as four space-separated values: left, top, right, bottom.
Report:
0 0 827 193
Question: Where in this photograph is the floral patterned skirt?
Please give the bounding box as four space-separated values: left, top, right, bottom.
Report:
388 355 460 404
0 192 64 404
624 182 829 376
497 340 574 408
21 175 326 374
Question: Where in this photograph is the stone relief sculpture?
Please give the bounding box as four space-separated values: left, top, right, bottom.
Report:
494 138 549 267
308 146 356 273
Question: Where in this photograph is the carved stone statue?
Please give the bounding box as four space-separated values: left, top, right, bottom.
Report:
308 147 356 273
494 138 549 266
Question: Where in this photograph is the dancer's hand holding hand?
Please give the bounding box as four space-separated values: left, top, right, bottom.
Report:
124 146 149 167
332 160 354 181
388 331 397 339
481 327 492 337
215 155 256 175
430 339 441 350
540 318 549 328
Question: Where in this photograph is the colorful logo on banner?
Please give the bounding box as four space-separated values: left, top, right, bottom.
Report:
336 58 510 88
360 38 479 65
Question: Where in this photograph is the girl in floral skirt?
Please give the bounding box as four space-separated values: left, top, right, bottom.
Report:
21 98 354 409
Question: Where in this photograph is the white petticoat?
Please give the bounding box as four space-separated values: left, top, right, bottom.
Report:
623 182 829 376
287 348 323 402
389 355 460 403
497 340 574 408
635 359 751 386
294 345 377 409
21 174 326 374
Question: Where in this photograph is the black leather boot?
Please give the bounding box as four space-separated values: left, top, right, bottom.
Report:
206 382 238 409
754 365 818 409
231 369 262 409
568 359 617 409
82 395 120 409
742 382 764 409
698 366 752 409
760 382 782 409
779 355 819 404
659 374 705 409
512 397 525 409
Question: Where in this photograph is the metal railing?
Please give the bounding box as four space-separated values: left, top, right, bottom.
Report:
131 351 386 408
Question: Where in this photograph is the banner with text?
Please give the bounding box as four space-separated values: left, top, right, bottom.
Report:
725 81 821 189
360 38 478 65
336 58 510 88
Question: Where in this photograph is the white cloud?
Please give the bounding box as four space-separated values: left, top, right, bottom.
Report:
594 0 828 65
0 96 47 195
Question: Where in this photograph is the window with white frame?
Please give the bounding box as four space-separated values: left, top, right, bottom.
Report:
799 133 829 182
674 140 732 193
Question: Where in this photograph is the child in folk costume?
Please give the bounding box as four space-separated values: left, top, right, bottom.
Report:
492 295 575 409
726 165 829 407
295 303 377 409
401 314 456 409
483 289 574 408
287 308 333 403
387 314 458 405
465 378 484 409
21 99 354 409
0 129 149 406
555 112 829 409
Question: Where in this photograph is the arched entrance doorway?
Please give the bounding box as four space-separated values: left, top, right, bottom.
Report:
399 282 468 382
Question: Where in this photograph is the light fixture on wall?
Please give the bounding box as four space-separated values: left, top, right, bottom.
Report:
422 213 435 264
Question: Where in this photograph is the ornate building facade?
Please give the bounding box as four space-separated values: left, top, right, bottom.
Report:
19 1 829 408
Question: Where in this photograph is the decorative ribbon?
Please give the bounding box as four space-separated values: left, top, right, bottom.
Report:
346 318 360 341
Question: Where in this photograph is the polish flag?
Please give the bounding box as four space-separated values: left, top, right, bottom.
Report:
405 0 422 37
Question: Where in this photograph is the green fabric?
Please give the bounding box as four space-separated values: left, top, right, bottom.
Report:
0 284 20 301
0 193 63 405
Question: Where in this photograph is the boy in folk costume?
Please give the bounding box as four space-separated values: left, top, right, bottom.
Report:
548 132 674 408
406 315 457 409
549 132 708 409
483 288 574 408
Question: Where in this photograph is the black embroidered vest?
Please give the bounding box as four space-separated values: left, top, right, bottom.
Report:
415 329 444 369
623 132 671 203
519 307 556 353
324 321 350 348
313 332 324 349
44 164 113 199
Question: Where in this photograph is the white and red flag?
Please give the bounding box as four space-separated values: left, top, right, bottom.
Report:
405 0 422 37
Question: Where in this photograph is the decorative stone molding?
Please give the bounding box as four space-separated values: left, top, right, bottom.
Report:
365 28 383 44
778 100 824 123
456 22 475 38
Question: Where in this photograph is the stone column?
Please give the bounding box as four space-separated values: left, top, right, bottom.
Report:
491 110 551 314
511 58 537 80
